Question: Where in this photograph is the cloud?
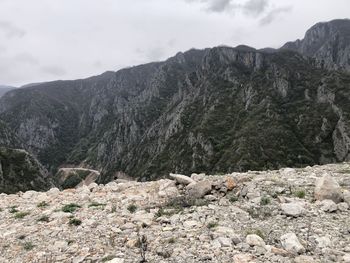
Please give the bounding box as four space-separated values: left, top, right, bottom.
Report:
13 53 39 65
243 0 268 16
259 6 292 25
41 66 66 77
0 20 25 38
185 0 235 13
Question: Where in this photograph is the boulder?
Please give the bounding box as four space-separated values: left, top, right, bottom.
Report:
281 202 305 217
314 175 343 203
320 199 338 212
169 173 195 185
343 190 350 205
186 180 212 198
280 233 305 254
245 234 265 247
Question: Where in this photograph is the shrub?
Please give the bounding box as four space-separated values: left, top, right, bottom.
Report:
62 203 81 213
14 211 30 219
23 242 34 251
37 215 50 222
294 189 306 199
229 196 239 203
69 218 82 226
37 201 49 208
207 222 218 229
260 196 271 206
9 206 18 213
127 204 137 213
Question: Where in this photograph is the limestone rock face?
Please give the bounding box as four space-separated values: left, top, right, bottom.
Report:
314 175 343 203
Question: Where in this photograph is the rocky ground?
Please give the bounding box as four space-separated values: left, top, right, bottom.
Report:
1 163 350 263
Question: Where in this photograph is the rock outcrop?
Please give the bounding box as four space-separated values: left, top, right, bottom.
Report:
0 162 349 262
55 168 101 189
0 147 55 194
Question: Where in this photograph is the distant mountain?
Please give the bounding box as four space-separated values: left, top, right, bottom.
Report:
0 19 350 184
282 19 350 71
0 85 15 98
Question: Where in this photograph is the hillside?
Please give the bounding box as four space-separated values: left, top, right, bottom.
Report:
0 86 15 98
0 19 350 184
0 163 349 262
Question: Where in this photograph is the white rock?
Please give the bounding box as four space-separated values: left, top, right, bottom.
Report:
338 202 349 211
47 187 60 196
343 190 350 205
314 175 342 203
245 234 265 247
216 237 232 247
281 202 305 217
106 258 124 263
294 255 316 263
320 199 338 212
280 233 305 254
315 236 332 248
183 220 200 228
169 173 195 185
343 254 350 263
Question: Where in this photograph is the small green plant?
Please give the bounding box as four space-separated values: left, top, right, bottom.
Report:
37 215 50 222
294 189 306 199
37 201 49 208
69 218 82 226
127 204 137 213
14 211 30 219
207 222 218 229
168 237 176 244
62 203 81 213
229 196 239 203
102 255 116 262
260 196 271 206
23 242 34 251
88 202 106 208
111 205 117 213
9 206 18 213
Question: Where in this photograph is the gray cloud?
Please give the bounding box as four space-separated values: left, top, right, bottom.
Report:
41 66 66 77
0 20 25 38
259 6 292 25
243 0 268 16
13 53 39 65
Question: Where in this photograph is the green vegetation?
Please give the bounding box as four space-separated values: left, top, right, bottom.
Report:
9 206 18 213
127 204 137 213
37 215 50 222
23 242 35 251
207 222 219 229
102 256 116 262
229 196 239 203
62 203 81 213
260 196 271 206
69 218 82 226
294 189 306 199
37 201 49 208
14 211 30 219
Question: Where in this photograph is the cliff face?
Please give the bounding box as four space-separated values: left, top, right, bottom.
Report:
0 147 55 194
282 19 350 71
1 46 350 181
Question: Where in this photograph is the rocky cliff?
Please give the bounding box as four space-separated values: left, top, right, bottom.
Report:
0 163 349 262
1 20 350 183
282 19 350 71
0 147 55 194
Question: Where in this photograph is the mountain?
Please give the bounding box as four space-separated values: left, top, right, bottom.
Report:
0 147 55 194
0 85 15 98
282 19 350 71
0 19 350 183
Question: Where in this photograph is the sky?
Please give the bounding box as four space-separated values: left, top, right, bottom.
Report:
0 0 349 87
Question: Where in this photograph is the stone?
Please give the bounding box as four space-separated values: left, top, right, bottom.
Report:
280 233 305 254
294 255 316 263
106 259 124 263
233 254 256 263
281 202 305 217
315 236 331 248
245 234 265 247
270 246 290 257
343 254 350 263
186 180 212 198
169 173 195 185
216 237 232 247
343 190 350 205
338 202 349 211
320 199 338 212
226 177 237 191
314 175 343 203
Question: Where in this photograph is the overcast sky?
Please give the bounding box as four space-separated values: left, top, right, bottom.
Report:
0 0 349 86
